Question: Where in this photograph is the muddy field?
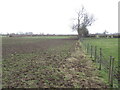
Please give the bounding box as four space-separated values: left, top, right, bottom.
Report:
2 36 77 88
2 36 107 88
2 37 77 58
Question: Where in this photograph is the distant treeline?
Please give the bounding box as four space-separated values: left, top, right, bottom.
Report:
2 34 78 37
87 34 120 38
1 33 120 38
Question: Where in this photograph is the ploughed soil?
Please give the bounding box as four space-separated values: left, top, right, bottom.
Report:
2 37 77 58
59 41 108 88
2 37 108 88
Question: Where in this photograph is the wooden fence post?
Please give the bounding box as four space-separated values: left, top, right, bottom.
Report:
109 56 115 88
99 48 102 70
109 57 115 88
118 68 120 88
90 45 93 58
94 46 97 62
87 43 89 54
109 56 112 84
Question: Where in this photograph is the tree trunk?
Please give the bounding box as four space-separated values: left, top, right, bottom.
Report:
77 29 81 40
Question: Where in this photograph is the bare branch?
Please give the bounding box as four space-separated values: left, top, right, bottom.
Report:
72 6 95 38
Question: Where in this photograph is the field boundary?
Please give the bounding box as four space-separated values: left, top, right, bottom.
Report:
80 39 119 88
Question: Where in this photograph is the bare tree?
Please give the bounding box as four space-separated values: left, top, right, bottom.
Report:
72 6 95 39
103 30 108 35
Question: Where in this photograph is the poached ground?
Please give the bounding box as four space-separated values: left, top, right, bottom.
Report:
2 37 107 88
60 41 108 88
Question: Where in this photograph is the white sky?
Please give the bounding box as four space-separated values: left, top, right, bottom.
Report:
0 0 119 34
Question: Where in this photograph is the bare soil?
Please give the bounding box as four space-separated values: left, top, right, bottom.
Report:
59 41 108 88
2 37 108 88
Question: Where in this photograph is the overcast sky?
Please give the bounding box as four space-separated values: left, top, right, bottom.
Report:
0 0 119 34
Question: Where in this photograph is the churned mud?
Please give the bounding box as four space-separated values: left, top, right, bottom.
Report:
2 38 107 88
59 41 108 88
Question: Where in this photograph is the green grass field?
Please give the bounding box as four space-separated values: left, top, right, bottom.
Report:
23 36 77 39
83 38 118 63
81 37 119 87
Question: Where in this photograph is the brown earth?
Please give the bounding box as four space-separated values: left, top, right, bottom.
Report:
58 41 108 88
2 37 76 58
2 37 108 88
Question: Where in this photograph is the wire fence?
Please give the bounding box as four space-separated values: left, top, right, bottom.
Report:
80 38 119 88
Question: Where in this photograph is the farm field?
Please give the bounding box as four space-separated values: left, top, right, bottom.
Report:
2 36 77 58
81 38 119 87
82 38 118 65
2 36 108 88
2 36 77 88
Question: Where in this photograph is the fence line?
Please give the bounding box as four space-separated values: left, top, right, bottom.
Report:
81 39 119 88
